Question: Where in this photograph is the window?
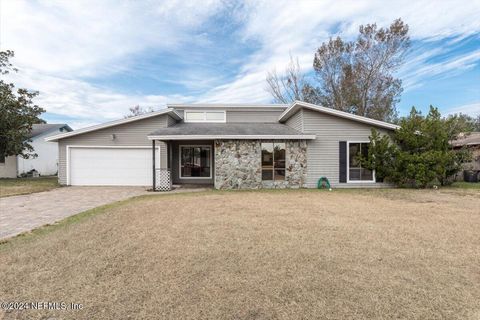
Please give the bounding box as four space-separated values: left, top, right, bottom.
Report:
261 142 285 181
184 112 204 122
184 110 226 123
180 146 211 178
0 153 5 164
205 112 225 121
348 142 374 182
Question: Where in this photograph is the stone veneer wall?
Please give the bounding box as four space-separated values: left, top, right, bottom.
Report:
214 140 307 189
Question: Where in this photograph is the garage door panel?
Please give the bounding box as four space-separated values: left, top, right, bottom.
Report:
69 147 158 186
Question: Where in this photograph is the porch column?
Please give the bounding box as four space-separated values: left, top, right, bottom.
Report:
152 139 156 191
168 141 173 170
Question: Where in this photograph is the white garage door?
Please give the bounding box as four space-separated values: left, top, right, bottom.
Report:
69 147 159 186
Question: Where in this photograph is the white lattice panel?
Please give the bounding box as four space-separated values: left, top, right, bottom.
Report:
155 169 172 191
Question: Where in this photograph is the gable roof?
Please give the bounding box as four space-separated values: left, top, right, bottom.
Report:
28 124 72 139
45 108 182 142
279 101 400 131
148 122 316 140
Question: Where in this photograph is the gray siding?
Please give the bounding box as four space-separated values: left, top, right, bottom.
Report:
302 109 391 188
170 140 214 185
58 114 170 185
226 110 283 123
284 109 303 131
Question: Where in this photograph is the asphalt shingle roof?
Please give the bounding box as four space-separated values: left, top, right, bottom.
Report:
27 124 71 138
149 122 305 137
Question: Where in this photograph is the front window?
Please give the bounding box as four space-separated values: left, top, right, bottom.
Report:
261 142 285 181
180 146 211 178
348 142 374 182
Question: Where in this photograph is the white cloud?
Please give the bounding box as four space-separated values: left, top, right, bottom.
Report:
446 102 480 117
2 0 224 76
2 0 480 128
400 47 480 91
201 0 480 102
7 70 193 129
1 0 221 127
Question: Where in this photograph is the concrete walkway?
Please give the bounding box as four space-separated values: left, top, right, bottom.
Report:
0 186 150 240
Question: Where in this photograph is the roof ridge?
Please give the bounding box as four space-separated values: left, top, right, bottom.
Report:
167 103 288 108
45 108 181 142
279 101 400 130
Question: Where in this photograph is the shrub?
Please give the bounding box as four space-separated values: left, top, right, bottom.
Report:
363 106 471 188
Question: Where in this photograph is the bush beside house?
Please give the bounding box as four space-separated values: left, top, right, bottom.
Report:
362 106 472 188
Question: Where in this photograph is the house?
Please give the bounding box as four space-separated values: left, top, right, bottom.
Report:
451 132 480 180
45 101 399 190
0 124 73 178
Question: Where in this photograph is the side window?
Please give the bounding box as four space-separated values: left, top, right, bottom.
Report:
348 142 373 182
261 142 286 181
273 142 286 180
261 143 273 180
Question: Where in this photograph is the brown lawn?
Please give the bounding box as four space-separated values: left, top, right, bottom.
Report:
0 177 59 198
0 188 479 319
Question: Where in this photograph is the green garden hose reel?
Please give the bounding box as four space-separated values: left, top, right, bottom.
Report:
317 177 332 191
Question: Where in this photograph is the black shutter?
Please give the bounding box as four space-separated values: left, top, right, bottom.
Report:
339 141 347 183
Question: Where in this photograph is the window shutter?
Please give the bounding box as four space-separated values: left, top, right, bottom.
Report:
339 141 347 183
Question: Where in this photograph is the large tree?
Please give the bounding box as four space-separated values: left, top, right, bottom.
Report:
266 19 410 122
0 50 45 160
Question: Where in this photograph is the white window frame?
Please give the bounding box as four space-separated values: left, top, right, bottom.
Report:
346 141 376 183
178 145 212 179
184 110 226 123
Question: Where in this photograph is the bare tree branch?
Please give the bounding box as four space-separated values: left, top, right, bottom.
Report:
125 105 154 118
265 55 311 104
266 18 410 121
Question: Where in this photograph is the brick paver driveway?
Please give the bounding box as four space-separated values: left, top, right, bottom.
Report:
0 187 149 239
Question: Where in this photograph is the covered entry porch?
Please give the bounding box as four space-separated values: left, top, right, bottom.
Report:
150 139 214 191
148 122 315 191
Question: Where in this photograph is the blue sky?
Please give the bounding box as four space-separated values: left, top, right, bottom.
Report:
1 0 479 129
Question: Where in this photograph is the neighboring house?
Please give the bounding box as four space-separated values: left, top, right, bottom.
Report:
0 124 72 178
451 132 480 179
45 101 399 189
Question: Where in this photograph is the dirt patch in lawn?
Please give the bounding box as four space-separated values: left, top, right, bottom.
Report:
0 188 479 319
0 177 59 198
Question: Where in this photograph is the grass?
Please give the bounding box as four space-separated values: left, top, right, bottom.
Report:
449 181 480 189
0 188 479 319
0 176 60 198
